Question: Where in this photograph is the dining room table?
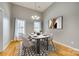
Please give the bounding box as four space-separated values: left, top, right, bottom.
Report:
28 33 50 54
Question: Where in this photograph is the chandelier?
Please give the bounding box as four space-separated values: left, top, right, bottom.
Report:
31 15 40 20
31 2 40 20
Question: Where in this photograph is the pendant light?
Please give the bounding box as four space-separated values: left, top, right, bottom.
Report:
31 2 40 20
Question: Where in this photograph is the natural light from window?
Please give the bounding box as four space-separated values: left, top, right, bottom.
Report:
15 19 25 38
34 21 41 33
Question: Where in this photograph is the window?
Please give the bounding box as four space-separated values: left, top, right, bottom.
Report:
14 19 25 38
34 21 41 33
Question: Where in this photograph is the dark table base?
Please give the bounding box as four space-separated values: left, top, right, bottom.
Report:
37 39 40 54
36 38 48 54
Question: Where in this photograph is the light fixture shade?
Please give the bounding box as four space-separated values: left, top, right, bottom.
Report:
31 15 40 20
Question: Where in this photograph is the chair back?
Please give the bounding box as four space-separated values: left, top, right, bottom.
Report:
20 34 33 47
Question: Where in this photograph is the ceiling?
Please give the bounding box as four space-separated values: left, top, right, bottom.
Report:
12 2 53 12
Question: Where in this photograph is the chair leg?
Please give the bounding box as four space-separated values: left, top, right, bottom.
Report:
51 40 56 52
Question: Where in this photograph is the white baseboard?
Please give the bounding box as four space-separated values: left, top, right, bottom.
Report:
53 40 79 52
2 40 11 52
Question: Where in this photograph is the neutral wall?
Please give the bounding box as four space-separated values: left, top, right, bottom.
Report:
0 9 3 51
0 2 11 51
11 4 42 39
43 2 79 49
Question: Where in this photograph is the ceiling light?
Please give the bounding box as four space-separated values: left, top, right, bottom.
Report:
31 15 40 20
31 2 40 20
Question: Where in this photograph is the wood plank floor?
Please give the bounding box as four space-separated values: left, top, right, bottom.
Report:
0 40 79 56
48 40 79 56
0 40 22 56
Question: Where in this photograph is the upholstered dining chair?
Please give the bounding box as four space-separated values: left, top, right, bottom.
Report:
19 34 36 56
48 31 56 52
43 30 56 52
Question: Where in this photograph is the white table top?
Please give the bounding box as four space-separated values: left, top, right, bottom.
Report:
28 33 50 39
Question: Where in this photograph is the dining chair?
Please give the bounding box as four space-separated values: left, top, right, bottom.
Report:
43 31 56 52
19 34 36 56
48 32 56 52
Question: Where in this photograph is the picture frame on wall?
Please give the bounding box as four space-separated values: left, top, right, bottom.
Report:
48 19 53 29
48 16 63 29
53 16 63 29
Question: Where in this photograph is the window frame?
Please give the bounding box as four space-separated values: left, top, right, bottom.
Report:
14 18 25 38
33 20 41 33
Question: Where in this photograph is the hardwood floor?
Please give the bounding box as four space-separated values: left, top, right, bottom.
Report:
0 40 79 56
0 40 22 56
48 40 79 56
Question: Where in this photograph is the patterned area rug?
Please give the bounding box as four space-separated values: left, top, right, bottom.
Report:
21 41 50 56
21 39 55 56
25 46 48 56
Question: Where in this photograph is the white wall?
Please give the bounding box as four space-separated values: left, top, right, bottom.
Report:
0 2 11 51
43 2 79 49
0 9 3 51
3 15 10 50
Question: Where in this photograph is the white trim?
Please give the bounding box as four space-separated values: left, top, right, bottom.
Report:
53 40 79 52
2 40 11 52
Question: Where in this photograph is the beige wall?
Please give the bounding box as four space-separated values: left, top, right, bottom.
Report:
43 2 79 49
11 4 42 39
